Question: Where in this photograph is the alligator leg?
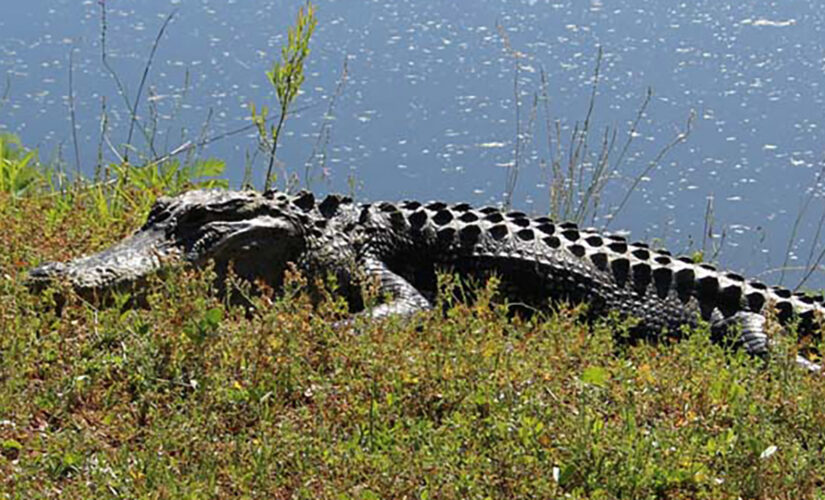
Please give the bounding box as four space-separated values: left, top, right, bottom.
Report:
710 310 769 356
711 310 822 373
361 257 432 319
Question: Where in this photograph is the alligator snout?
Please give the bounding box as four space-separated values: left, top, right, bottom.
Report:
25 229 175 305
25 261 69 293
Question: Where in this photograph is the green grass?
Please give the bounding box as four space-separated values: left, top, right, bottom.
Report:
2 189 825 499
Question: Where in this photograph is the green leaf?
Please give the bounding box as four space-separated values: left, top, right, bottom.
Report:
581 365 609 387
361 491 381 500
194 158 226 177
204 307 224 327
2 439 22 451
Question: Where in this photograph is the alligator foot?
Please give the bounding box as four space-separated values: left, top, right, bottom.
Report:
710 310 769 357
361 257 432 319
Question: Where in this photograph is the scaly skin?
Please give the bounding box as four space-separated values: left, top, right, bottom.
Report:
26 188 825 370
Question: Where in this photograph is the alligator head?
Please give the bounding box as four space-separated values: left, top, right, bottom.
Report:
27 189 308 305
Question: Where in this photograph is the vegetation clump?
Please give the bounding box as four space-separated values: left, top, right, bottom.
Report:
1 178 825 499
2 3 825 498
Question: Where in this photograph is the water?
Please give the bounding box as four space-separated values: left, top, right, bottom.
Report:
2 0 825 286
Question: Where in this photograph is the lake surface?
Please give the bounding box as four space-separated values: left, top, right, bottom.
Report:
2 0 825 286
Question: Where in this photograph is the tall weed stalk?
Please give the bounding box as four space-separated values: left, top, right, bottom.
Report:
251 2 317 191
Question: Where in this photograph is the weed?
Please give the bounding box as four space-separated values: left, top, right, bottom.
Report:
0 133 42 197
4 192 825 498
251 2 318 191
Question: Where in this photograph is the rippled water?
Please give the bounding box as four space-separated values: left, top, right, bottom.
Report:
2 0 825 285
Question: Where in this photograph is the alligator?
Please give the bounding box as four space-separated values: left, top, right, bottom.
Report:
26 188 824 371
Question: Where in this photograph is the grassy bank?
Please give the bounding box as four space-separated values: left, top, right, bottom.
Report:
1 188 825 499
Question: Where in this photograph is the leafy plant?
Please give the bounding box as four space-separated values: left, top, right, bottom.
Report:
0 133 42 197
251 2 317 191
116 157 228 194
5 191 825 498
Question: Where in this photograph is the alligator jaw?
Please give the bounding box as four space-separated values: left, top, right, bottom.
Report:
26 227 177 305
